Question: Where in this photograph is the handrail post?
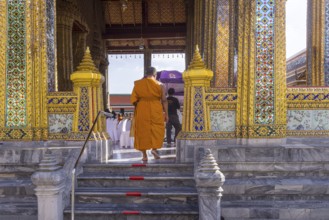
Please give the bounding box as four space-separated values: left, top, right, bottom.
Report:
195 149 225 220
32 153 66 220
70 110 113 220
71 168 76 220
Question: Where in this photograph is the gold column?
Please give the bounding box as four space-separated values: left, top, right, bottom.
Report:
0 0 50 141
57 16 73 91
185 0 194 68
306 0 325 86
191 0 217 72
30 0 49 140
215 0 231 87
70 48 108 140
181 46 213 134
236 0 286 138
193 0 203 52
0 0 7 128
203 0 216 70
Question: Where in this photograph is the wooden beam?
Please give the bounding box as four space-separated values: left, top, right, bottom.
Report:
103 24 186 39
107 45 185 51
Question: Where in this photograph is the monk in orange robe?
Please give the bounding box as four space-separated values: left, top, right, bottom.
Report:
131 67 168 161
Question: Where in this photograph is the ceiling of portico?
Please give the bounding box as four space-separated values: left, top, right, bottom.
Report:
101 0 187 54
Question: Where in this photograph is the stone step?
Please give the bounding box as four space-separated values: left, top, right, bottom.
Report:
222 177 329 202
219 161 329 177
0 164 38 177
64 203 198 220
82 163 193 176
111 147 176 160
75 186 198 205
0 179 35 196
216 144 329 163
0 197 37 217
221 200 329 220
77 175 195 188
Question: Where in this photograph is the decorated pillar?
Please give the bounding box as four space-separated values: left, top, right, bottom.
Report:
325 0 329 85
236 0 287 138
0 0 55 141
191 0 217 72
180 46 213 135
70 48 107 140
214 0 233 87
185 0 194 68
57 14 74 91
306 0 329 86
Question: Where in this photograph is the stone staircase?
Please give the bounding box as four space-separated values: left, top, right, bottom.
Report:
0 143 79 220
0 153 38 220
64 147 199 220
217 140 329 220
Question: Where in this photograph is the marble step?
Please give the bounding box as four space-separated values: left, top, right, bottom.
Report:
216 144 329 163
0 179 35 196
111 147 176 160
0 164 38 177
77 175 195 188
0 197 37 217
222 177 329 200
75 187 198 205
219 161 329 178
221 200 329 220
82 163 193 176
64 203 198 220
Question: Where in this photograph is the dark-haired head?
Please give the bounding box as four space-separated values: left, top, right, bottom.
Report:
168 88 175 96
145 67 157 76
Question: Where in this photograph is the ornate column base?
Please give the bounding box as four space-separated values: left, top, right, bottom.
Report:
236 125 287 138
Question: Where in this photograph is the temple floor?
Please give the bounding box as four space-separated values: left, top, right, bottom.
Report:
106 142 177 164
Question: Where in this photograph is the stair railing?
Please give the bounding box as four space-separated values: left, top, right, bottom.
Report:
71 110 112 220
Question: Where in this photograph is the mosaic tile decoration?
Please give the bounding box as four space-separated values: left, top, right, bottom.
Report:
46 0 56 92
48 114 73 133
78 87 90 131
47 94 78 105
287 92 329 101
210 110 236 132
254 0 275 124
215 0 230 87
287 110 329 130
193 87 205 131
205 94 238 102
325 0 329 86
5 0 27 127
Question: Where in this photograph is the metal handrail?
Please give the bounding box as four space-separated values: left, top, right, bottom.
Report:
71 110 112 220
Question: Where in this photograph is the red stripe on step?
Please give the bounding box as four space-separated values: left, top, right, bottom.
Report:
126 192 142 196
122 210 140 215
129 176 144 180
131 164 146 167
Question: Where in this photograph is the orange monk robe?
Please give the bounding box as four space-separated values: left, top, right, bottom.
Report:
131 78 165 151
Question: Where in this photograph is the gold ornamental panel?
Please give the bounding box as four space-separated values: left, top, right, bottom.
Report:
0 0 7 127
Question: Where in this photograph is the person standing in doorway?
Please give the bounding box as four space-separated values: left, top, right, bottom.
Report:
166 88 182 145
131 67 169 161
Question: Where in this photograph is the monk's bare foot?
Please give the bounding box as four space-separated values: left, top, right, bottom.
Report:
151 150 160 159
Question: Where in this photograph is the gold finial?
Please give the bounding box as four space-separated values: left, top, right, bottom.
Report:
188 45 206 70
76 47 98 72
